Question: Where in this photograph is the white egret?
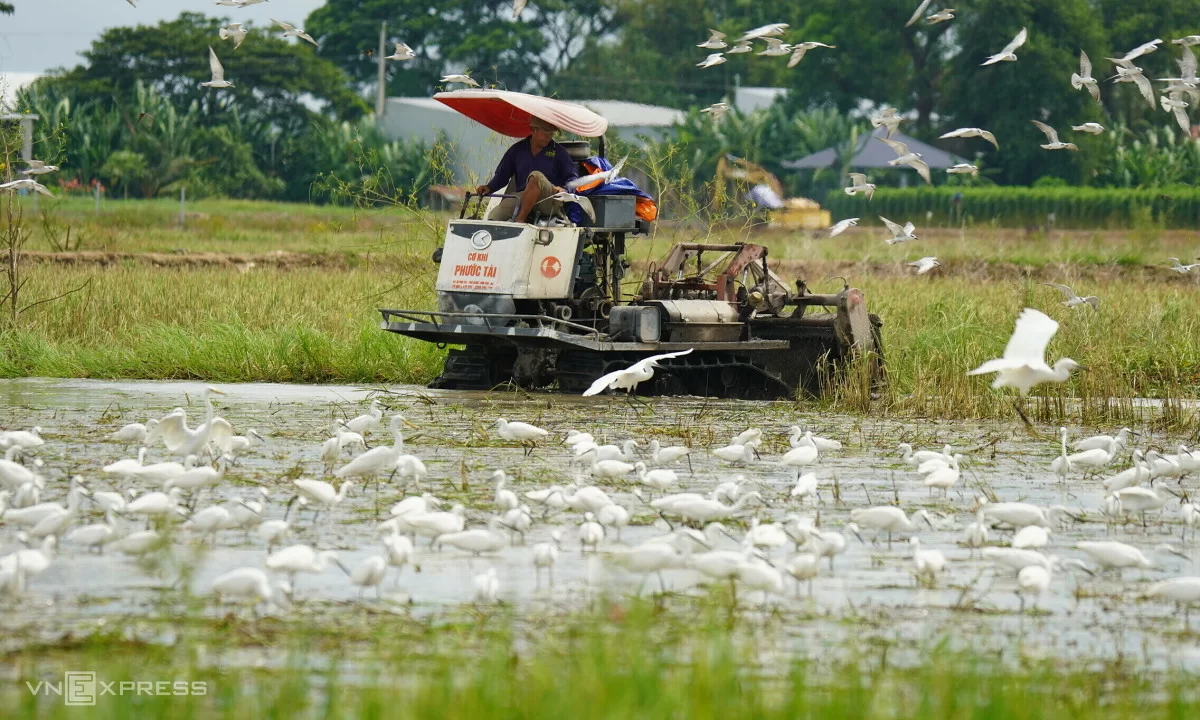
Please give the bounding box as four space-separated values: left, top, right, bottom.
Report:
1075 541 1153 574
341 400 383 435
532 531 562 588
596 504 630 541
967 308 1080 399
785 553 821 597
582 349 694 396
436 520 508 556
144 387 229 458
663 492 763 525
790 472 820 504
473 568 500 604
66 513 118 553
923 454 963 497
0 427 44 451
288 478 355 523
499 505 533 543
982 547 1051 574
266 544 346 597
560 485 614 514
349 555 388 598
407 505 467 542
493 418 549 455
1143 577 1200 627
634 462 678 494
492 470 519 512
102 448 147 482
111 420 158 447
126 488 184 522
909 537 946 587
713 442 757 465
849 507 933 547
1016 565 1051 612
334 415 412 493
1102 451 1148 493
744 517 788 551
257 519 290 551
183 506 233 543
383 533 416 586
962 508 989 556
212 568 290 617
580 512 605 552
1012 525 1050 549
982 26 1027 65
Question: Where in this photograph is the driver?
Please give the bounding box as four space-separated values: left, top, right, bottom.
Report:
474 116 578 223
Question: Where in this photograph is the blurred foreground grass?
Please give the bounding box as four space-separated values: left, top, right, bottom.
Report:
5 600 1196 720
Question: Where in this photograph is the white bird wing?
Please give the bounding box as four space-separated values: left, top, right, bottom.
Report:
707 29 726 42
879 137 910 157
583 368 632 397
208 47 225 82
980 130 999 148
905 0 932 28
1080 49 1092 78
1001 308 1058 364
1001 27 1028 56
31 182 54 198
879 216 904 236
642 348 695 366
1041 282 1078 301
1031 120 1058 143
907 157 931 184
1172 105 1190 132
297 31 318 47
1133 72 1156 107
762 37 785 50
787 46 808 68
939 128 972 139
1180 46 1197 80
273 19 296 32
848 172 867 186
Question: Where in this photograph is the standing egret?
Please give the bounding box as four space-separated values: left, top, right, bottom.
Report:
436 520 509 556
532 531 562 588
785 554 822 597
634 462 678 495
499 504 534 544
341 400 383 435
211 568 290 617
1012 525 1051 549
580 512 605 552
849 507 933 547
648 440 692 472
286 478 355 525
111 420 158 447
779 435 819 478
1143 577 1200 627
1074 427 1131 453
266 544 346 599
922 454 963 497
383 533 416 587
1103 451 1149 493
910 537 946 587
1016 565 1051 612
493 418 549 456
663 492 763 526
962 508 989 556
1075 541 1153 575
790 472 820 504
350 555 388 599
473 567 500 604
582 349 694 396
492 470 519 512
596 504 631 541
713 442 757 465
1180 502 1198 542
335 415 412 502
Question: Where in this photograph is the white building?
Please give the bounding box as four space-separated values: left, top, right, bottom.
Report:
379 97 684 185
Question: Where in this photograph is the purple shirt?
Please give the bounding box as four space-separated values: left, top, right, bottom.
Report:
485 137 578 193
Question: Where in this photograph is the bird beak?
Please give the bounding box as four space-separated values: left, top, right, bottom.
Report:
404 419 419 429
333 559 351 576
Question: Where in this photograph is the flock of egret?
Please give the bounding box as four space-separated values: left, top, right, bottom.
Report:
1 387 1198 634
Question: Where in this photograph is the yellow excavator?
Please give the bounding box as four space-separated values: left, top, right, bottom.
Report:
713 155 830 230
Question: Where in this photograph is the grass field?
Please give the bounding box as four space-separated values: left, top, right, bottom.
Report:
2 198 1199 425
6 599 1197 720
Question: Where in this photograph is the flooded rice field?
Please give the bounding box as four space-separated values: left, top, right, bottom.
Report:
1 378 1198 668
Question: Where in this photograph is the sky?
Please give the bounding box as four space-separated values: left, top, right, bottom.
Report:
0 0 326 104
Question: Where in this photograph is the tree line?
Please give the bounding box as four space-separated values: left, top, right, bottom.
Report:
14 1 1200 201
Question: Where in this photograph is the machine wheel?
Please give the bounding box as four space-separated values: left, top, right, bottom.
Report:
430 346 516 390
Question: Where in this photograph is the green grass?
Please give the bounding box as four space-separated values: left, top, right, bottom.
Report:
3 199 1199 425
4 600 1196 719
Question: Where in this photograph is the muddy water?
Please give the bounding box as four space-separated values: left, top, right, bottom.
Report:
1 378 1198 665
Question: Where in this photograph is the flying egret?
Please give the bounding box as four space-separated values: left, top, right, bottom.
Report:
1030 120 1079 151
1041 282 1099 310
967 308 1080 419
844 173 876 200
982 26 1027 65
201 47 234 88
583 349 694 397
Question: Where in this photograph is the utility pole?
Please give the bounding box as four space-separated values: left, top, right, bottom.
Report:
375 20 387 130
